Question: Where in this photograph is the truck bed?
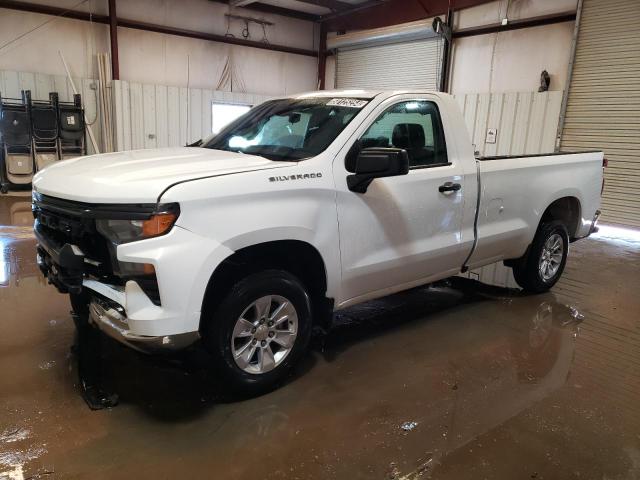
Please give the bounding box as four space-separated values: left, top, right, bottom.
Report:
465 150 604 269
477 150 603 161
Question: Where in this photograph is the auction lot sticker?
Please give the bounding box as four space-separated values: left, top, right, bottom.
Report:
327 98 369 108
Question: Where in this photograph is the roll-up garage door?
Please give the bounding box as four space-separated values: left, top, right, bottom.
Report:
336 37 444 90
560 0 640 227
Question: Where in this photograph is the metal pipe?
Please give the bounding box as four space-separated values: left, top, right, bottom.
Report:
115 18 317 57
0 0 109 22
555 0 583 152
452 10 577 38
108 0 119 80
439 8 453 93
318 22 328 90
58 51 100 154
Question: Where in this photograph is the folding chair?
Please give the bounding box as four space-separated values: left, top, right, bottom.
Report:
29 90 59 170
0 91 35 193
56 93 86 160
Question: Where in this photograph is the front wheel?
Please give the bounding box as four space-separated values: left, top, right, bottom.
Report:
512 221 569 293
202 270 312 396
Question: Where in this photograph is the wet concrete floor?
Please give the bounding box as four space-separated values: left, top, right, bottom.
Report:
1 193 639 479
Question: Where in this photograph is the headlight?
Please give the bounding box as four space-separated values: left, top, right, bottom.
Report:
96 204 179 244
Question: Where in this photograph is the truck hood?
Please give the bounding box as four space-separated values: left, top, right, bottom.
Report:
32 147 290 203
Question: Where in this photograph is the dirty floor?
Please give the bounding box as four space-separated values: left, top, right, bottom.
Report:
1 193 639 480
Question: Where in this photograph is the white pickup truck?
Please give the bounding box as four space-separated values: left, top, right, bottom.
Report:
32 90 603 393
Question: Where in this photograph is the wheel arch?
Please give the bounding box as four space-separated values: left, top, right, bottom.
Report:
506 195 581 269
200 239 333 333
540 195 582 239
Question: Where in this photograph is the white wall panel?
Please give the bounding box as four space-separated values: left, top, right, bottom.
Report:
189 89 202 145
454 91 563 157
496 93 518 156
34 73 54 100
142 84 157 149
455 90 564 288
112 80 271 150
167 86 181 148
472 93 491 154
483 93 503 157
0 70 81 102
201 90 213 139
121 81 132 151
129 83 144 150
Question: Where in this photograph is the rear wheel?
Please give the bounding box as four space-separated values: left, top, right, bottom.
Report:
202 270 312 396
512 221 569 293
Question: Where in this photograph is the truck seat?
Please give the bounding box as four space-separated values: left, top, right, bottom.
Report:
392 123 435 167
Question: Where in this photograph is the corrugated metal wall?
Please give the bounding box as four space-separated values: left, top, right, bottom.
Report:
0 71 272 155
454 91 563 157
112 80 271 151
560 0 640 227
455 90 564 288
336 38 444 90
0 69 102 154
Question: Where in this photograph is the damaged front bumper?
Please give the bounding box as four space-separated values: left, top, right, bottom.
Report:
35 226 200 353
88 295 199 353
35 224 85 294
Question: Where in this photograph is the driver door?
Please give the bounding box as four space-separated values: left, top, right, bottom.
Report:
333 95 469 305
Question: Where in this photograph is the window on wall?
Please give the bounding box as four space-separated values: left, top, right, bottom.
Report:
211 103 251 134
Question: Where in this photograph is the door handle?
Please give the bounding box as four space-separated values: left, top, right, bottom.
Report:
439 182 462 193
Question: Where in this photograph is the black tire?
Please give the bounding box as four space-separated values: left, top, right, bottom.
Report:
512 221 569 293
202 269 312 396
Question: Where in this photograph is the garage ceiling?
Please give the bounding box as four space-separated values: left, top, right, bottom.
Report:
212 0 497 28
244 0 370 16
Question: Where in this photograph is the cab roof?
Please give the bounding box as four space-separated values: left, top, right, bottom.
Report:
288 89 446 100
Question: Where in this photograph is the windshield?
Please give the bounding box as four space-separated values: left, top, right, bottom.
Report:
202 97 369 161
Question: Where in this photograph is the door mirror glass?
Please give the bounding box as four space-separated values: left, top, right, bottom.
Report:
347 147 409 193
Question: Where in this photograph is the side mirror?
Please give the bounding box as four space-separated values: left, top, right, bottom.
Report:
347 148 409 193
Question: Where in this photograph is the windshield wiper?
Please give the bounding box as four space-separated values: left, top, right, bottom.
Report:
206 147 282 161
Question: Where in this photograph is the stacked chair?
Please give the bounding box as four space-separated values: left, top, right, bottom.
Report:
29 91 60 171
56 93 86 160
0 90 86 193
0 91 34 193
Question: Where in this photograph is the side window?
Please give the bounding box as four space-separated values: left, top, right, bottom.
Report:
359 100 448 168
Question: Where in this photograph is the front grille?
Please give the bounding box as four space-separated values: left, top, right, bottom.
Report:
33 196 113 278
32 193 163 304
